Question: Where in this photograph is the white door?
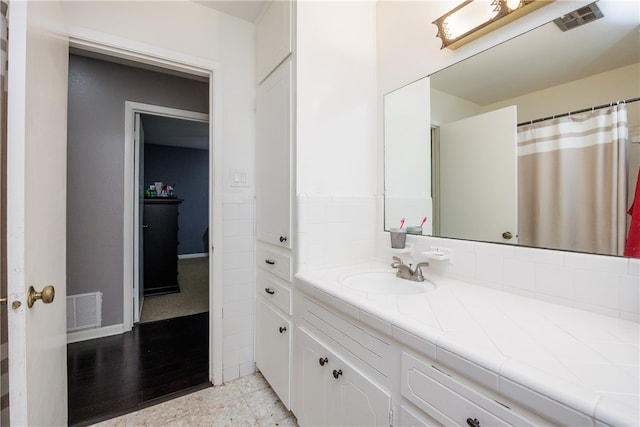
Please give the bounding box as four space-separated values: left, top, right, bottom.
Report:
255 59 292 248
297 328 329 427
328 352 391 427
255 298 291 408
6 1 69 425
439 106 518 244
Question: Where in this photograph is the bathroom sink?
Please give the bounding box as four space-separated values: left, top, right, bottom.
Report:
341 272 435 295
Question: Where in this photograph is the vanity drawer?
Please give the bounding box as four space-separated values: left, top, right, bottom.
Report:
256 245 291 282
256 270 292 315
301 295 392 379
401 351 534 427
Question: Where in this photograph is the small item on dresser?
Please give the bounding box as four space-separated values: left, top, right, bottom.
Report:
390 227 407 249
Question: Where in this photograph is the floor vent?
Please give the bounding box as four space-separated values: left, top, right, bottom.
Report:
553 2 603 32
67 292 102 332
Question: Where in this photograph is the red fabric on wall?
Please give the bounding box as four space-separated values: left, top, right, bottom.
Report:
625 169 640 258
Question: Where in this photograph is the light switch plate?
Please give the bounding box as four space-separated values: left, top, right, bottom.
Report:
230 169 250 187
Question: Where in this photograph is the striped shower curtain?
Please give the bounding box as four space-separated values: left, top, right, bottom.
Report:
517 104 629 256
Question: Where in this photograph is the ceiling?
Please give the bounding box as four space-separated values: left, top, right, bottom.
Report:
193 0 267 22
141 114 209 150
430 1 640 105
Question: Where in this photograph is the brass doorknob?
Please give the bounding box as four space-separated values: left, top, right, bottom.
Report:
27 285 55 309
502 231 513 240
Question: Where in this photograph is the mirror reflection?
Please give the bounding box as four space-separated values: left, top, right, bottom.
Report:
384 1 640 256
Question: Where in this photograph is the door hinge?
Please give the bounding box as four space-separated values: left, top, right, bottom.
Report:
389 408 393 426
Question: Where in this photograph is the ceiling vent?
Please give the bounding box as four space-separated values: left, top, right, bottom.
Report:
553 2 604 32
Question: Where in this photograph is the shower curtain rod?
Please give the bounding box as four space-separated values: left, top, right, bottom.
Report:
518 97 640 126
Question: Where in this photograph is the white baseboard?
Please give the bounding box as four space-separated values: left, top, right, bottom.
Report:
67 323 125 344
178 252 209 259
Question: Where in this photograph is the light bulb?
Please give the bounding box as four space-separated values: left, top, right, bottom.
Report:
505 0 522 10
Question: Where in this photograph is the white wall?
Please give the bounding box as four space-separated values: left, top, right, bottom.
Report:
296 0 377 196
62 1 257 382
295 1 379 272
488 63 640 123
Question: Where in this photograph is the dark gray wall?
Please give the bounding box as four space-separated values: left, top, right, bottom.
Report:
144 143 209 255
67 54 208 327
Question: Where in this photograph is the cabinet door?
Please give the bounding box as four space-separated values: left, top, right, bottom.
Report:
256 0 292 83
298 328 391 427
256 60 292 249
328 350 392 427
297 328 330 427
255 298 291 408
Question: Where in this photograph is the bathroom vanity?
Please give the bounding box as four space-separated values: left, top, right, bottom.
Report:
294 262 639 427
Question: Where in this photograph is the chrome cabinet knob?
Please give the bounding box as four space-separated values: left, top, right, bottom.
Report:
319 357 328 366
332 369 342 379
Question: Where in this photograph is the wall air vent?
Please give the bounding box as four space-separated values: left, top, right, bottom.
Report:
67 292 102 332
553 2 604 32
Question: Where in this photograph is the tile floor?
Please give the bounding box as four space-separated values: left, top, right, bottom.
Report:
93 372 298 426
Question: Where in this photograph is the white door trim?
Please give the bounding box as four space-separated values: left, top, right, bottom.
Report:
68 33 224 386
125 103 208 324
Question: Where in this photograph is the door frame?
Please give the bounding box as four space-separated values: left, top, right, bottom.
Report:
68 33 224 385
126 103 209 324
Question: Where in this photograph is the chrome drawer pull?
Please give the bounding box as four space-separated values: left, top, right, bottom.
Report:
466 418 480 427
265 288 275 295
279 326 287 333
265 259 275 265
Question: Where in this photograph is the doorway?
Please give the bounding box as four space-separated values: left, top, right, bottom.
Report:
132 110 210 324
66 48 218 422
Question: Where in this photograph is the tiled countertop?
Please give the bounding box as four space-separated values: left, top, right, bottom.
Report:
295 261 639 426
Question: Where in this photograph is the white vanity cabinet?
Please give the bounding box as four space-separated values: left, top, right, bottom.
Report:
256 0 292 84
294 269 635 427
297 328 391 427
255 297 291 406
401 352 536 426
295 293 393 426
256 58 292 249
255 0 295 411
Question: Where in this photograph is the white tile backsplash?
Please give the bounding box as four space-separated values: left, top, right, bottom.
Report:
297 194 377 272
375 230 640 322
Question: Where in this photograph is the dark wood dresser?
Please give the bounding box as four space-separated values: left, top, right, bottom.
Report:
143 198 183 296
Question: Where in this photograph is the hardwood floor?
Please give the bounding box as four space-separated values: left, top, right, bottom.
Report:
67 312 209 426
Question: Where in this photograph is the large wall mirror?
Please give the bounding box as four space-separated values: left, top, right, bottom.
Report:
384 1 640 257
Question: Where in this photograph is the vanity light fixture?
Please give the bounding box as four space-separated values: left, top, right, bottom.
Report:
433 0 553 50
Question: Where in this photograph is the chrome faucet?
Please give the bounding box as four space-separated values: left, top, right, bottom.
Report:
390 256 429 282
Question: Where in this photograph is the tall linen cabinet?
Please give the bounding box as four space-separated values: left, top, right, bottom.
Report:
254 0 295 410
